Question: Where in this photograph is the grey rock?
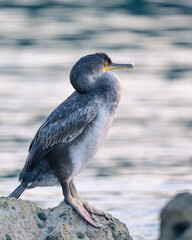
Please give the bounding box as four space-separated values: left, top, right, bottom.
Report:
159 192 192 240
0 197 132 240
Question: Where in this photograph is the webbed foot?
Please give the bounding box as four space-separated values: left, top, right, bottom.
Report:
82 200 111 219
69 179 111 219
62 182 100 228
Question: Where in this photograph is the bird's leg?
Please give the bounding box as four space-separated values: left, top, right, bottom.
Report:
61 181 99 228
69 178 80 199
69 179 110 219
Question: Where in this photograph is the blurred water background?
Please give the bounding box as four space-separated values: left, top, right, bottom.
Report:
0 0 192 239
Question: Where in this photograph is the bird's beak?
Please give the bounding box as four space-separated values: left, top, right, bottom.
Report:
104 63 133 71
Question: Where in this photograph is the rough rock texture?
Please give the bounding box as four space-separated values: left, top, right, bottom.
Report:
159 192 192 240
0 197 132 240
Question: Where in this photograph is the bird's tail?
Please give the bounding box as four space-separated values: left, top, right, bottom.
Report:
9 182 28 199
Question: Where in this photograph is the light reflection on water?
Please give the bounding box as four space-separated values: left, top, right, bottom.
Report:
0 1 192 239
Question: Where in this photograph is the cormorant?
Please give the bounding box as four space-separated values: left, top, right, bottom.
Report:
9 52 133 228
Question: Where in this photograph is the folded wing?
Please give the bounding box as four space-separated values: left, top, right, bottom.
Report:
23 103 98 172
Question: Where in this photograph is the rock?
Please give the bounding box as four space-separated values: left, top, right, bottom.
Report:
0 197 132 240
159 192 192 240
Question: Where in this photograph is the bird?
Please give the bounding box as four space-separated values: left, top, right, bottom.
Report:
9 52 133 228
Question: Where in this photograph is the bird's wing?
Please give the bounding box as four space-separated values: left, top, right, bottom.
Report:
23 103 98 172
40 106 97 148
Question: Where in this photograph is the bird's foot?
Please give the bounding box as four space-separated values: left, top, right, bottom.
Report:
65 196 100 228
65 179 110 227
81 199 111 219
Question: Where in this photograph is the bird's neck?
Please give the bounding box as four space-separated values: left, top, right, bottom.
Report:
93 72 122 113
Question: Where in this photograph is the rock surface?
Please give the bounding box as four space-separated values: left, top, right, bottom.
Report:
0 197 132 240
159 192 192 240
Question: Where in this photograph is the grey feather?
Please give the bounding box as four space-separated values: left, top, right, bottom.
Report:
23 96 98 172
40 106 97 149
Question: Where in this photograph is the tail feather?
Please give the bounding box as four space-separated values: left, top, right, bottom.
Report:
9 182 27 199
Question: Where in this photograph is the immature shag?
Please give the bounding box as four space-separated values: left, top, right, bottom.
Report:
9 53 133 228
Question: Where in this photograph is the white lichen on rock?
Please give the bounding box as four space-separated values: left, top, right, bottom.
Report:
0 197 132 240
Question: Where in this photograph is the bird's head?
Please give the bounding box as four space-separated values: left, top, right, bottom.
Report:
70 52 133 93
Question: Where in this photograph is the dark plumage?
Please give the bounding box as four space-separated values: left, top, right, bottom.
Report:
9 53 133 227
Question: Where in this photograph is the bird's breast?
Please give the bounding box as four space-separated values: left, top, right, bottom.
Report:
69 106 114 180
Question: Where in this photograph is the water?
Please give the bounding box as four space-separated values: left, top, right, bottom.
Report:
0 1 192 239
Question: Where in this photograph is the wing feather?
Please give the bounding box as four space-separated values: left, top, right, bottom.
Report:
24 103 98 172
